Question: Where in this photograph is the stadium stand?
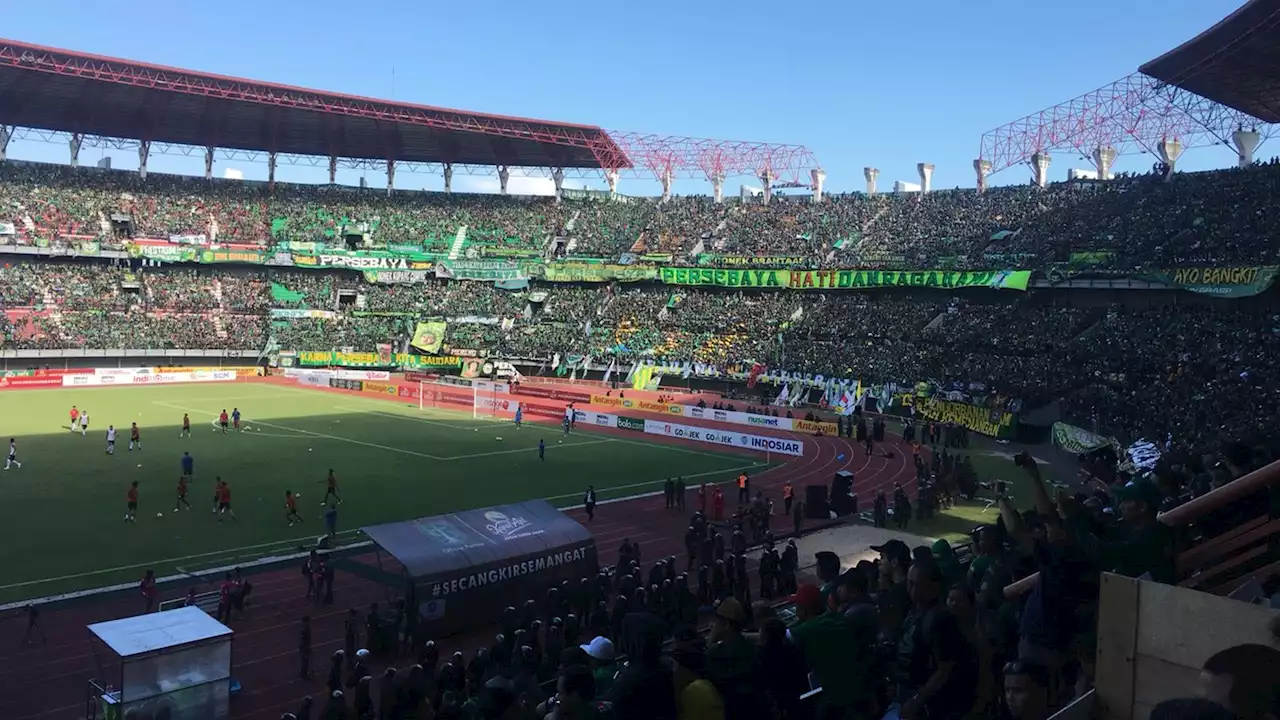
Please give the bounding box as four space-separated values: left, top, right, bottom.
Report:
3 7 1280 718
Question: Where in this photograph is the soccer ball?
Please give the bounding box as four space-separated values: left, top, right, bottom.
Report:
156 512 163 518
137 464 142 468
496 437 503 441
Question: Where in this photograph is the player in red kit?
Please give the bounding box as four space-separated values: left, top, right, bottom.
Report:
125 481 139 523
217 481 235 522
180 413 191 438
285 490 302 526
218 410 229 434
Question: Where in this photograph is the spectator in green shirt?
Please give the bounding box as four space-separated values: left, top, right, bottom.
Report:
788 583 878 719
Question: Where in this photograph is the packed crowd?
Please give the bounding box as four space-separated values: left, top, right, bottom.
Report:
2 259 1277 457
246 446 1280 720
4 158 1280 270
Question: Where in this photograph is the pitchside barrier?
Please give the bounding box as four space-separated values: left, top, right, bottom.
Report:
0 366 262 390
303 375 807 456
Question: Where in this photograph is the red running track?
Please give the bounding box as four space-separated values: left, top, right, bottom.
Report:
0 381 919 719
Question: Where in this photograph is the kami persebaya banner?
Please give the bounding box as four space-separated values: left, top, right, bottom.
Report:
410 321 448 354
659 267 1032 291
294 350 460 370
1142 266 1278 298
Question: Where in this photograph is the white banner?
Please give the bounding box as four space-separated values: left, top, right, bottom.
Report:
63 370 235 387
642 419 805 456
474 380 510 394
95 368 151 377
0 222 15 236
335 370 391 381
573 410 619 429
286 369 334 387
680 405 794 431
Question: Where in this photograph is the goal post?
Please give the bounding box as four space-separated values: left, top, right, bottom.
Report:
415 378 517 420
473 380 517 421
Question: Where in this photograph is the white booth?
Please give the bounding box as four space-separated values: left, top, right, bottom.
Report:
87 607 233 720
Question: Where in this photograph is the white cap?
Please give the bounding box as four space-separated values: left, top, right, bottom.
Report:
579 636 615 661
356 649 370 659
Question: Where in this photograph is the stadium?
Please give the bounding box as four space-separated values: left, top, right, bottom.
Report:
0 0 1279 717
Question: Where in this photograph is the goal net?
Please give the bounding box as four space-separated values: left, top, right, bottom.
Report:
417 379 518 420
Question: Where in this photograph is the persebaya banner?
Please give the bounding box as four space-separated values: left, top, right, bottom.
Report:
538 262 658 283
363 269 434 284
697 254 810 268
660 267 1032 291
295 251 434 270
294 350 461 370
1144 266 1278 298
410 321 448 354
905 396 1017 438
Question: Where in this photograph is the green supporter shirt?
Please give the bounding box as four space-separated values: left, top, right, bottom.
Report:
790 611 873 711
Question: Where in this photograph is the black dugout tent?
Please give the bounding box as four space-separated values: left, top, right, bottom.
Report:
361 500 597 635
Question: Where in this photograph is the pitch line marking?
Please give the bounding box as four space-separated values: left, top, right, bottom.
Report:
152 401 447 461
0 529 363 593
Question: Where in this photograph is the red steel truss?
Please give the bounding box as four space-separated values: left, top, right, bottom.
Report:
607 132 822 183
979 72 1271 175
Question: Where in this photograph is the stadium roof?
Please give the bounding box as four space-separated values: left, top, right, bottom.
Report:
0 39 631 171
1140 0 1280 124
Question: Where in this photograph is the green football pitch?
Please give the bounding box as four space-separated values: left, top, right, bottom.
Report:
0 383 772 604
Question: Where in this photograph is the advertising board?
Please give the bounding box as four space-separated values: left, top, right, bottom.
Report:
641 419 805 456
60 370 237 387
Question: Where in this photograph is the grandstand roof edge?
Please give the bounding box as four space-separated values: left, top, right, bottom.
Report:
0 37 610 135
1137 0 1275 79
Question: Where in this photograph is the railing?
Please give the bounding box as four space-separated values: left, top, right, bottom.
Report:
1005 458 1280 600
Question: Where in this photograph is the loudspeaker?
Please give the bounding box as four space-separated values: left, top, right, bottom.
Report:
805 484 828 520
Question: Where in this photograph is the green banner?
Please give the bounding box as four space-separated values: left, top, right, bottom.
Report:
697 254 809 268
292 250 434 270
1051 422 1118 454
410 321 448 354
386 243 424 254
1143 266 1278 298
539 262 658 283
660 267 1032 291
129 245 265 264
294 350 461 370
128 245 198 262
1068 250 1115 267
478 245 543 259
438 260 529 281
362 269 434 284
907 396 1017 438
616 415 645 432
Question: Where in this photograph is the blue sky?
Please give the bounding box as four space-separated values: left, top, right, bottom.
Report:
2 0 1263 196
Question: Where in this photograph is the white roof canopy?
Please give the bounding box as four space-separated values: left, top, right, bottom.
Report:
88 607 232 658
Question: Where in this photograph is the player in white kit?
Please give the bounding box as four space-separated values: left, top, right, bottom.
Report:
5 438 20 470
106 425 117 454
